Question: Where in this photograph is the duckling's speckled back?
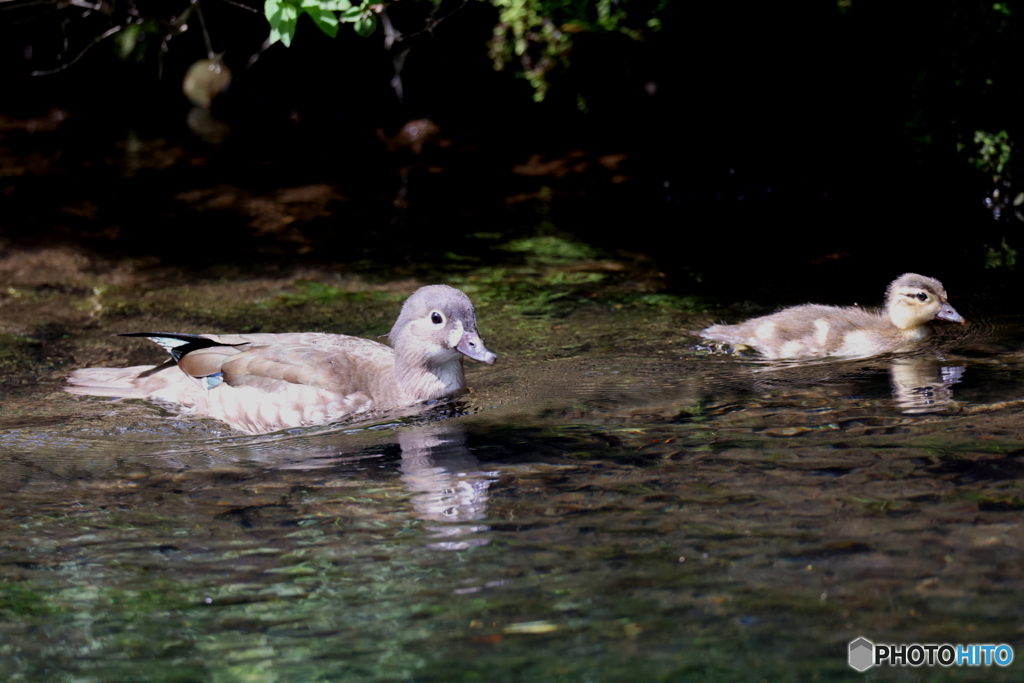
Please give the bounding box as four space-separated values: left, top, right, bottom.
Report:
699 273 963 359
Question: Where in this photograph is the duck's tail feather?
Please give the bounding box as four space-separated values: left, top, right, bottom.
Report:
65 365 158 398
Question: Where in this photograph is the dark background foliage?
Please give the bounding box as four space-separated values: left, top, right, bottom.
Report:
2 0 1022 302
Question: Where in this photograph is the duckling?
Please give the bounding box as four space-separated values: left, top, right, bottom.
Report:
66 285 497 434
698 273 965 359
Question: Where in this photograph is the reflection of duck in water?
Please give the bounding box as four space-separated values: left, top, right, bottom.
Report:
399 424 495 549
699 273 965 359
66 285 497 434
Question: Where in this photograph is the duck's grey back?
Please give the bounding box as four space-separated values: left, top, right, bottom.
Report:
178 332 402 433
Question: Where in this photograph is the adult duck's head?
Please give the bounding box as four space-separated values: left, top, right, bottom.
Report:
389 285 497 369
885 273 965 330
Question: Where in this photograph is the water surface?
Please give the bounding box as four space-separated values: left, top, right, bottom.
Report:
3 274 1024 682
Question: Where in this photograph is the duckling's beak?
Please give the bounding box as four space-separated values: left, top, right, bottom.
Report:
457 332 497 364
936 302 966 324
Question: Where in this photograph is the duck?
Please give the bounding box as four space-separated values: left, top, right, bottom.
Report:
697 273 965 360
66 285 497 434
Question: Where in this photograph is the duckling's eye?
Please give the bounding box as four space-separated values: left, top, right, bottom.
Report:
430 311 444 325
916 292 928 302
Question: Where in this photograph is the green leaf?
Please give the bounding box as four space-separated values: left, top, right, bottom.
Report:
304 6 339 38
339 6 362 21
321 0 351 10
354 13 377 37
115 23 141 60
267 3 299 47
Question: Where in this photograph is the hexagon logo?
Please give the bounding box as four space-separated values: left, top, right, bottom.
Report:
849 637 874 672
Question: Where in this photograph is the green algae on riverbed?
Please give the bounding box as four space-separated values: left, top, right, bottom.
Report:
0 232 704 388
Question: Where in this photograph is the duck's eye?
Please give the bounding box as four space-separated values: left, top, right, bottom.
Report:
430 311 444 325
916 292 928 302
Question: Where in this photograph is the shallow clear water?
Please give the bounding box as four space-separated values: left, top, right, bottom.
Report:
3 291 1024 682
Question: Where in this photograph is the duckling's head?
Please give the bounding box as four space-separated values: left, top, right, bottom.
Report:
389 285 497 366
885 273 965 330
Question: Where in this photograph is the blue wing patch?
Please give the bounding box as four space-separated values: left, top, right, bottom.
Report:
201 373 224 390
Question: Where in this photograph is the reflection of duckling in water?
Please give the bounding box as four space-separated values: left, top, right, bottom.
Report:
889 356 965 413
698 273 966 359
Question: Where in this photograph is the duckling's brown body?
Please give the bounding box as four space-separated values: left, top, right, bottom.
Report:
66 285 497 434
699 273 964 360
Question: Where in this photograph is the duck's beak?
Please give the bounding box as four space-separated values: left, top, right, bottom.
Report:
457 332 497 364
936 302 966 324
